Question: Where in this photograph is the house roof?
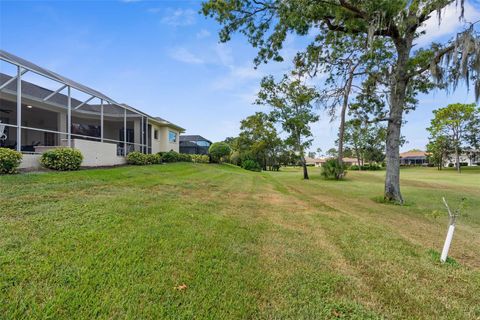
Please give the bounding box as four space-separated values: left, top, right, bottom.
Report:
1 50 115 103
0 50 185 132
180 135 212 143
400 151 428 158
151 117 185 132
314 157 360 163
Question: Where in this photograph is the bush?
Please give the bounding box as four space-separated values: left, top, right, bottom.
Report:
146 153 162 164
242 159 261 172
321 159 346 180
126 151 147 165
230 151 241 166
160 151 178 163
191 154 209 163
208 142 231 163
41 148 83 171
348 163 381 171
0 148 22 174
178 153 192 162
126 152 162 165
364 163 381 171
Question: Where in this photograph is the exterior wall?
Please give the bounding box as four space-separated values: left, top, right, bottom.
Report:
72 139 126 167
19 139 125 169
19 154 42 169
150 124 180 153
444 153 479 167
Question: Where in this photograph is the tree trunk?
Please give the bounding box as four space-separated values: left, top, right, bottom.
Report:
384 39 412 204
302 156 309 179
337 63 356 172
354 145 361 170
455 148 460 173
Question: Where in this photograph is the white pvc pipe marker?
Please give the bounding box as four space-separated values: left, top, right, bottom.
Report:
440 224 455 263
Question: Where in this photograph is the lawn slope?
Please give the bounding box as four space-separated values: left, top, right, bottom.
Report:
1 164 479 319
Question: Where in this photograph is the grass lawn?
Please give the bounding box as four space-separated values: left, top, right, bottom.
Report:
1 164 479 319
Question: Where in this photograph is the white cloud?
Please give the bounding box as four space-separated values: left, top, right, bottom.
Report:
169 47 204 64
196 29 211 39
161 8 196 27
416 1 480 45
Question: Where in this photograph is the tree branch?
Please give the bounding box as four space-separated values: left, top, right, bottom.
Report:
412 44 455 77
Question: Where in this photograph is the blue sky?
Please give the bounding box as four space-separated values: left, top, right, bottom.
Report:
1 0 479 153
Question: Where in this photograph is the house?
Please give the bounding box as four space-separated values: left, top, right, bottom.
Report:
179 135 212 155
313 157 361 167
0 50 184 168
444 149 480 167
399 150 429 166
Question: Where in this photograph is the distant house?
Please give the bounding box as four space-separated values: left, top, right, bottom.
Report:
399 151 429 166
179 135 212 155
444 149 480 167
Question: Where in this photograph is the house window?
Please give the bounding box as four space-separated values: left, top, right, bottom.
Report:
168 131 177 143
154 130 158 140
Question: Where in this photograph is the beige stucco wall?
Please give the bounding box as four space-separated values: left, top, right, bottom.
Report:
19 154 42 169
150 124 179 153
20 139 126 169
72 139 126 167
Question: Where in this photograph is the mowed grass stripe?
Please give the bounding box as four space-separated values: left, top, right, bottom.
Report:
1 164 479 319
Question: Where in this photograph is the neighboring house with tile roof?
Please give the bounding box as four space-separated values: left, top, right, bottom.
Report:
399 150 429 166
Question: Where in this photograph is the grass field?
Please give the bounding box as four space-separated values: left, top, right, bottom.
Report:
1 164 479 319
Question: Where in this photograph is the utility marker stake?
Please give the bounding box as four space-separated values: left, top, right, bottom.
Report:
440 197 459 263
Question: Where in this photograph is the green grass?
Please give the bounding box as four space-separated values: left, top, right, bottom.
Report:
1 164 479 319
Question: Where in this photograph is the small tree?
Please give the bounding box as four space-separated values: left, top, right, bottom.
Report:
238 112 282 170
343 119 387 168
427 103 477 172
256 73 319 179
426 135 453 170
209 142 231 163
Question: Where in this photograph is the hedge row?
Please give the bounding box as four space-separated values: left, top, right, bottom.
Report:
127 151 210 165
349 163 382 171
1 147 211 174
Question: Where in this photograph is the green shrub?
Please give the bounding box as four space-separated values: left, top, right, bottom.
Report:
208 142 231 163
321 159 346 180
229 151 241 166
348 163 382 171
41 148 83 171
366 163 382 171
146 153 162 164
242 159 261 172
127 152 162 165
191 154 210 163
161 151 178 163
178 153 192 162
126 151 147 165
0 148 22 174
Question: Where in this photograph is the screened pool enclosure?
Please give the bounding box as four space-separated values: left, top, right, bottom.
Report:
0 50 153 156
